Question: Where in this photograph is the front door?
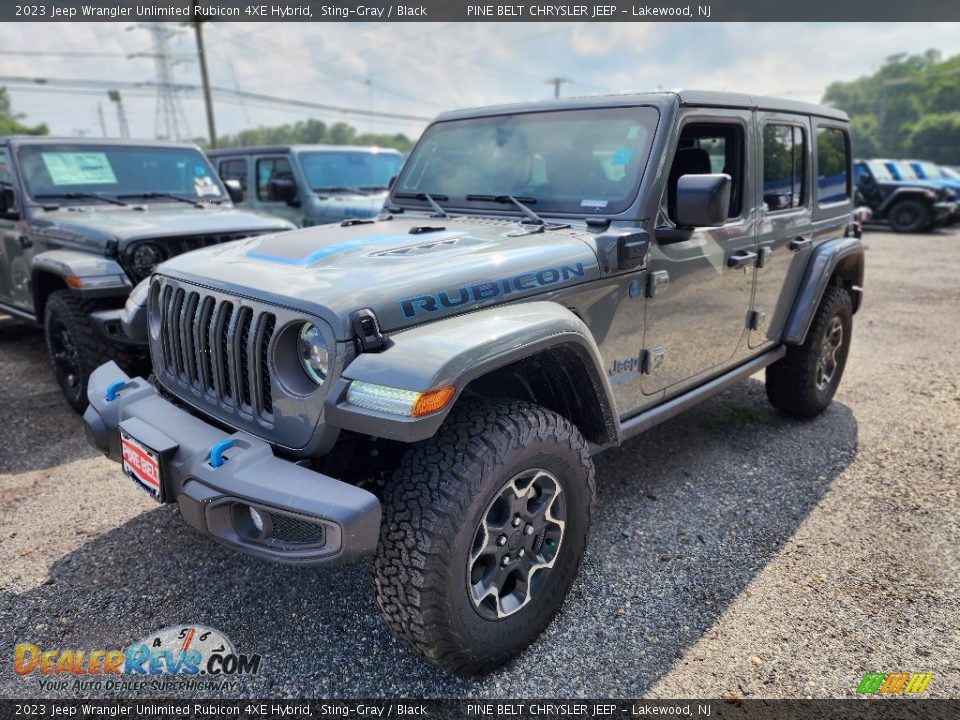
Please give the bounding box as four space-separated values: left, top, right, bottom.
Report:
641 111 759 396
254 154 303 226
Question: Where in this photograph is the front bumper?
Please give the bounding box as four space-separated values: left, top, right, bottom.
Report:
933 201 957 225
83 362 381 566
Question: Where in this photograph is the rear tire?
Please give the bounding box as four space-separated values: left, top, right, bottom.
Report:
887 199 931 233
372 398 594 675
766 286 853 418
44 290 143 413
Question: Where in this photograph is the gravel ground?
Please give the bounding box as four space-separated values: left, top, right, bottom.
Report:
0 227 958 700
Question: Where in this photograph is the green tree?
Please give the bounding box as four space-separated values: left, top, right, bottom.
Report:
0 87 48 136
906 113 960 164
822 50 960 161
214 118 414 152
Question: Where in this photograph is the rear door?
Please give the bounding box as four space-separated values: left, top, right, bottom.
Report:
641 109 759 396
749 112 813 348
0 147 30 310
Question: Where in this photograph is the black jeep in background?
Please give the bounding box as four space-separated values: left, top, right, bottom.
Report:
853 158 957 232
0 137 293 411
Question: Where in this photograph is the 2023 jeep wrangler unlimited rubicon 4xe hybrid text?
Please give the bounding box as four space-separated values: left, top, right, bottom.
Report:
0 137 293 411
83 91 864 675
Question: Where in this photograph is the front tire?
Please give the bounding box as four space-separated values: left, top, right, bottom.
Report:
766 286 853 418
887 199 931 233
44 291 137 413
373 399 595 675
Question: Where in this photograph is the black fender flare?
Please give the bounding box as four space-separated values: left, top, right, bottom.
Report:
782 236 864 346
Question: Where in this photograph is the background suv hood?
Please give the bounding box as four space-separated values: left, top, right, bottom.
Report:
158 217 601 337
33 205 293 246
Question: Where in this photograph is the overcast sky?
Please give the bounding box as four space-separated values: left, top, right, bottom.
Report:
3 22 960 142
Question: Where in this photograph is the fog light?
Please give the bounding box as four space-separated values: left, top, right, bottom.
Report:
249 507 264 533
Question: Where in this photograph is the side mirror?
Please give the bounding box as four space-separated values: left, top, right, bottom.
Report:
269 178 299 206
0 183 18 219
223 179 244 203
387 175 397 190
675 174 731 228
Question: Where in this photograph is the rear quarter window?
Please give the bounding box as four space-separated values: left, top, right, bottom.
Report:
816 126 851 205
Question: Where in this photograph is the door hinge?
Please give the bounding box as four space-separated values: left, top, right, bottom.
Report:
641 346 666 374
748 309 767 331
646 270 669 298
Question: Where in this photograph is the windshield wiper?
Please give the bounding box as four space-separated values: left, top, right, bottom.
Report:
313 185 372 196
34 192 129 207
117 192 204 208
393 192 450 219
359 184 388 192
465 194 545 224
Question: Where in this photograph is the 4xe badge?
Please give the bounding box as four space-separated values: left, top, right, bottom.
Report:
14 624 262 693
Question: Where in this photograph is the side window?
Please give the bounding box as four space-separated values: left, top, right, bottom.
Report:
218 159 247 191
0 152 18 217
762 124 806 212
256 157 294 201
665 122 745 224
816 127 850 204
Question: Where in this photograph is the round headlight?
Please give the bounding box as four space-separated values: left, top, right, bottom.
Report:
131 243 164 278
298 322 330 383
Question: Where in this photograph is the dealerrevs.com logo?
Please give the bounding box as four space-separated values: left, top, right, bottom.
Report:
14 625 261 693
856 672 934 695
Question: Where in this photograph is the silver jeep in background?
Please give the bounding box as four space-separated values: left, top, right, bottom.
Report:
83 91 863 676
208 144 405 227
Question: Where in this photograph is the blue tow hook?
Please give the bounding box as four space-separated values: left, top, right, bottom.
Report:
105 381 127 402
209 439 236 468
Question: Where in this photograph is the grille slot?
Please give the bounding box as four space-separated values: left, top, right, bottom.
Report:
156 282 278 421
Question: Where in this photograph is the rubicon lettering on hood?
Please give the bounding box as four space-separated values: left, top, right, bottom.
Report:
399 262 586 318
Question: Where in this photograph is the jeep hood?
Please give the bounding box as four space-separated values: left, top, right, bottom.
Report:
157 217 601 337
31 205 293 246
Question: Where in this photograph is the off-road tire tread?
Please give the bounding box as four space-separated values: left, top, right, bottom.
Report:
372 398 594 676
44 290 144 411
888 199 931 233
766 286 852 418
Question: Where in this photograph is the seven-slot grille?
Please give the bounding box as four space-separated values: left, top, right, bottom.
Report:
157 283 277 419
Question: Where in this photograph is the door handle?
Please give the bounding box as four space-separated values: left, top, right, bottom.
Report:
727 250 758 269
789 236 812 251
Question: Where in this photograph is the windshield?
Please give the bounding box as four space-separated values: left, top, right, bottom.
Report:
393 106 659 216
298 150 403 192
18 144 225 202
866 161 894 182
889 161 919 180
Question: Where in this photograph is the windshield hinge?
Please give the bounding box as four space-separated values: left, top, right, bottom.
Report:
351 308 387 353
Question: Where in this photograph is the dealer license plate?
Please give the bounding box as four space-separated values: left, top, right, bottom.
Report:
120 430 163 502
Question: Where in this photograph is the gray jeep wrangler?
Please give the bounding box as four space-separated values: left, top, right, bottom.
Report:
82 91 863 675
0 137 293 411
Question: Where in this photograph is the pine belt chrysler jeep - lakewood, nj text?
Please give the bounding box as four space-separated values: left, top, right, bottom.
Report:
82 91 864 675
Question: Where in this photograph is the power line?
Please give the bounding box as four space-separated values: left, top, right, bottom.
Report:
0 75 433 123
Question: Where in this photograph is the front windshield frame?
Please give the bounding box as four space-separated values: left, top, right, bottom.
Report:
295 149 404 194
390 105 660 218
16 143 228 204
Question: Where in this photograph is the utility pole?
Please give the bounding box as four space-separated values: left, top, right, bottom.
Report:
107 90 130 138
190 15 217 148
131 23 190 140
546 77 571 99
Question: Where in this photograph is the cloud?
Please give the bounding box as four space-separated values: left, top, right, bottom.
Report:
2 21 960 140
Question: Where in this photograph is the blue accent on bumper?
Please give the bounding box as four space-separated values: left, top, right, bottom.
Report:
105 380 127 402
209 438 236 468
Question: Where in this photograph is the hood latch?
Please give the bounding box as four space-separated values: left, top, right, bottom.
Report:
351 308 387 353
